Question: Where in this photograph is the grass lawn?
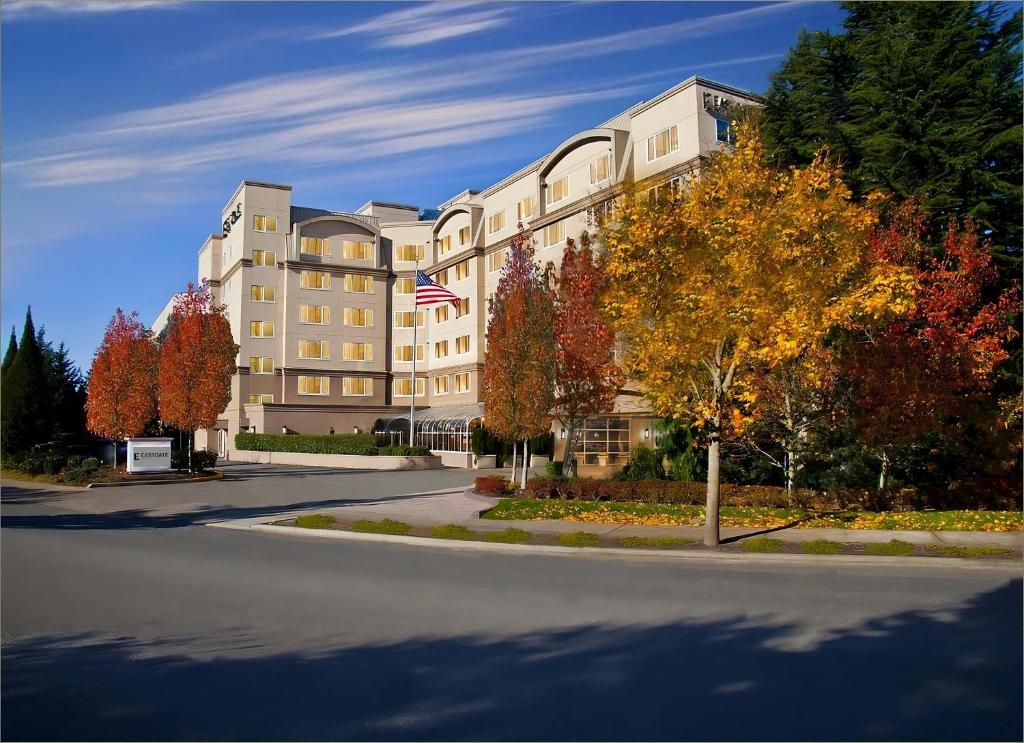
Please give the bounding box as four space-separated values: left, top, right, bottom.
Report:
351 518 413 535
482 498 1023 532
295 514 337 529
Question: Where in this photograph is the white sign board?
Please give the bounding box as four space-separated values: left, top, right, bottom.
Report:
126 437 173 473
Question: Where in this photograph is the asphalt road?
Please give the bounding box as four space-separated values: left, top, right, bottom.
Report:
2 464 1021 741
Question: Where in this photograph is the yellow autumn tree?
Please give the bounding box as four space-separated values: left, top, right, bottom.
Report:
600 123 915 546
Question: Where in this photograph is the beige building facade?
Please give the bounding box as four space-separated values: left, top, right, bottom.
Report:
156 76 760 472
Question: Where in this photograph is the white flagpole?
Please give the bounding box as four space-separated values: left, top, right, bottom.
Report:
410 260 418 447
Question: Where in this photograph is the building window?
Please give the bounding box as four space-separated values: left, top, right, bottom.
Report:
343 308 373 327
576 417 632 465
455 297 471 318
253 214 278 232
647 124 679 161
249 320 274 338
454 371 471 393
438 235 453 256
647 177 683 203
394 244 425 262
300 271 331 290
434 375 449 395
434 304 449 323
587 199 617 228
545 175 569 206
299 340 329 360
250 285 275 302
344 274 373 293
487 249 506 273
342 240 374 260
435 269 449 286
298 375 330 395
393 377 425 397
455 335 470 354
249 356 274 374
248 394 274 404
300 236 329 256
517 195 536 221
487 210 506 234
716 118 734 145
393 310 425 328
299 305 331 324
543 220 565 248
458 226 470 245
590 154 610 184
395 277 415 295
454 260 470 281
394 344 425 362
434 339 449 358
342 377 373 396
252 250 276 266
342 342 373 361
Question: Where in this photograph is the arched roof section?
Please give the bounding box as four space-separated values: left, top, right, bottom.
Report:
432 205 474 237
538 128 615 179
295 214 380 237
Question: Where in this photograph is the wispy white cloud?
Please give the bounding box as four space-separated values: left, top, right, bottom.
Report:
2 0 185 20
310 1 514 47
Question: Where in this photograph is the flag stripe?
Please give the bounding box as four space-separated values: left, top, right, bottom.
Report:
414 270 462 307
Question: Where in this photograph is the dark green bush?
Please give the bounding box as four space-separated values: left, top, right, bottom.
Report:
81 457 100 473
616 444 664 481
529 432 554 457
172 449 218 471
17 452 46 475
235 432 378 455
546 460 564 479
471 427 503 456
42 452 67 475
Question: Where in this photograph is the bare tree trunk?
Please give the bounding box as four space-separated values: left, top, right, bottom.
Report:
188 431 194 474
510 442 518 485
878 451 889 492
705 432 721 547
785 449 797 493
561 420 576 478
520 439 528 489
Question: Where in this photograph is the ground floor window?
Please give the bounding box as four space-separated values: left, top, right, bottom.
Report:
576 417 630 466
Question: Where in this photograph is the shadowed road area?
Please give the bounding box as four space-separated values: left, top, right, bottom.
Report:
2 465 1022 741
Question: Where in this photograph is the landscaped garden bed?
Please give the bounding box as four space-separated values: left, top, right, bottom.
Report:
273 514 1021 559
479 498 1023 532
2 447 219 486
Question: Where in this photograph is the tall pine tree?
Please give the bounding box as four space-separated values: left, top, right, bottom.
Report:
1 309 54 453
2 328 17 376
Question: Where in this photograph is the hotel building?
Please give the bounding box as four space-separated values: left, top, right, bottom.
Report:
155 76 760 472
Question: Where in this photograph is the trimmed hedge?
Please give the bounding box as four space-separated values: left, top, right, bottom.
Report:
520 477 1020 512
235 433 379 455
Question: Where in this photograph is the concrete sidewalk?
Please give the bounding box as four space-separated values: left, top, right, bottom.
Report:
229 488 1024 549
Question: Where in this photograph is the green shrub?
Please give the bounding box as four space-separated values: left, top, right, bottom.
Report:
351 518 412 535
865 539 916 556
546 460 564 479
42 452 67 475
482 528 532 544
616 444 664 481
60 468 89 484
529 432 554 457
618 535 692 548
235 432 378 455
743 537 785 553
17 452 46 475
295 514 337 529
429 524 475 540
171 448 218 472
802 539 843 555
471 427 503 456
558 531 600 547
81 457 100 473
924 544 1018 558
474 476 508 496
378 445 430 456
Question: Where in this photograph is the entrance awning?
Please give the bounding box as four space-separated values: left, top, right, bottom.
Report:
373 403 484 452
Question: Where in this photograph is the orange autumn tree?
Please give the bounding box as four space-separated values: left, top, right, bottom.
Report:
600 123 915 546
841 203 1020 490
481 223 556 488
550 232 623 478
86 309 159 468
158 283 238 472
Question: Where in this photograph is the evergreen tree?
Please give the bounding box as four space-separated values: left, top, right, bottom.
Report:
763 2 1022 254
1 328 17 375
48 342 87 438
1 308 54 453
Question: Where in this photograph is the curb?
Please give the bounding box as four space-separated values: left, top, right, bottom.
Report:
86 471 224 488
207 521 1023 571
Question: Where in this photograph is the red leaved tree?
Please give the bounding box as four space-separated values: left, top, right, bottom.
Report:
842 203 1019 489
481 223 556 487
550 232 623 477
86 309 159 468
158 283 238 471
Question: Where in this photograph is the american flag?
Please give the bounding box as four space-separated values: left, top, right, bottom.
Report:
415 270 461 307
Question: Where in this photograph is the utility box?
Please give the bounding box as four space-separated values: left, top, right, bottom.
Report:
126 438 173 474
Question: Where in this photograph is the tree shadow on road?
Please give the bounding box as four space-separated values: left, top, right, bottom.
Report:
3 581 1020 741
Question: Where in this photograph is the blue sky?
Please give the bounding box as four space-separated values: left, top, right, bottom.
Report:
2 0 844 370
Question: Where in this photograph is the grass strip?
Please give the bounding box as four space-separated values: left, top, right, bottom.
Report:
351 518 412 536
618 535 692 548
743 537 785 553
558 531 600 547
801 539 843 555
482 528 532 544
864 539 916 556
924 544 1019 558
294 513 337 529
429 524 475 540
